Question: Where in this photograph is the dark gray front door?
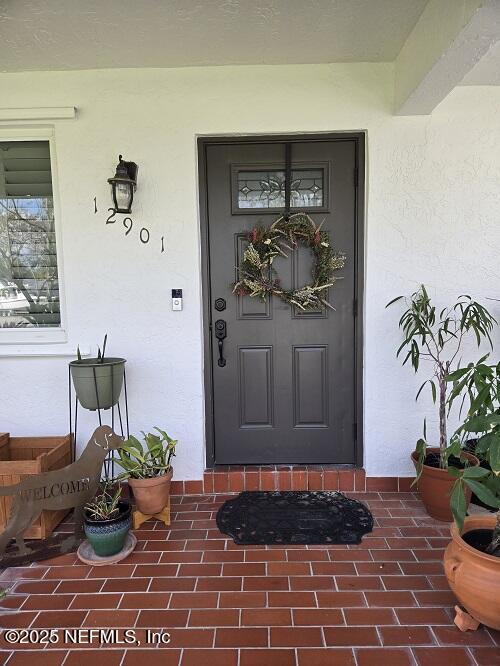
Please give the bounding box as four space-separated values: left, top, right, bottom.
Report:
203 137 360 465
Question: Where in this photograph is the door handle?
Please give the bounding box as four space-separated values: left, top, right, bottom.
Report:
214 319 227 367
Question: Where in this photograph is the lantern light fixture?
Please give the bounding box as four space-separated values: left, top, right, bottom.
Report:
108 155 138 214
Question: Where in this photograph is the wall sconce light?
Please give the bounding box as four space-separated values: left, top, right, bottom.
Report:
108 155 138 214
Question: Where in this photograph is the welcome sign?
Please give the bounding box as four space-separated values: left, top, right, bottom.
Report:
19 477 91 502
0 426 124 563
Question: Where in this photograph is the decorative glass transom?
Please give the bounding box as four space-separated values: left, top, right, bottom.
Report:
237 168 324 209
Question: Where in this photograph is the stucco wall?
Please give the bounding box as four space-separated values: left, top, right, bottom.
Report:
0 64 499 479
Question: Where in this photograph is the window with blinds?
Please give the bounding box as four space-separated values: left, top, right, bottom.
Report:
0 140 61 330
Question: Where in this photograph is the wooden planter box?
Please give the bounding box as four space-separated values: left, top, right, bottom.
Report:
0 433 72 539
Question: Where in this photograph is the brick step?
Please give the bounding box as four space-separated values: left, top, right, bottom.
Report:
171 468 415 495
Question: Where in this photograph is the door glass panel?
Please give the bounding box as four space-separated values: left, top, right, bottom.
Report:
237 168 324 209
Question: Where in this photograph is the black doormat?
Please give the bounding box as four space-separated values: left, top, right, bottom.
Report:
216 491 373 545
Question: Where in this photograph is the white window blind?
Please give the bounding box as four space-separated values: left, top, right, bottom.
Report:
0 140 61 330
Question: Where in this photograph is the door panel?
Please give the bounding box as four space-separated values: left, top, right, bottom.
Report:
293 346 328 428
239 347 274 428
204 138 358 464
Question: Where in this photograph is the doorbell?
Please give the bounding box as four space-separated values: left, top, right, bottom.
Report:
172 289 183 311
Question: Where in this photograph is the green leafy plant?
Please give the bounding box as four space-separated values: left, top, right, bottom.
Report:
447 360 500 553
85 480 122 521
387 285 496 472
117 428 177 479
97 334 107 364
74 334 108 364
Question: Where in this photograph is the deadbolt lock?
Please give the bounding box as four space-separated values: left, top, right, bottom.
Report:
215 298 226 312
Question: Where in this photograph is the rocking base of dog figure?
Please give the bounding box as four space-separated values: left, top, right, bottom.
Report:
0 533 85 569
132 497 171 529
0 426 123 567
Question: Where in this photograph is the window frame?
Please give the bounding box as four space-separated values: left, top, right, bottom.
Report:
0 127 67 345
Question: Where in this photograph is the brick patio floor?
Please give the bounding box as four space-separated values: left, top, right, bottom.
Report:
0 491 499 665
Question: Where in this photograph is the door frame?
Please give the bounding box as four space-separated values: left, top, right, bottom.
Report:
197 132 366 468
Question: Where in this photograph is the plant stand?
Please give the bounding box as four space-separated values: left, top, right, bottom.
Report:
132 497 171 530
68 365 130 479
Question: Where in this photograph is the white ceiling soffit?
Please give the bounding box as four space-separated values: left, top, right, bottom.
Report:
0 0 428 72
395 0 500 115
461 39 500 84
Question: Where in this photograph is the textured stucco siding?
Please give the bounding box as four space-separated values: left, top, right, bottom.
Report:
0 64 499 479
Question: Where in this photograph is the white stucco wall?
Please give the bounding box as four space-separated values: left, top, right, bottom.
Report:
0 64 499 479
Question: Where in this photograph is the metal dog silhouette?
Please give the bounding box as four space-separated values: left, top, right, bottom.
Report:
0 426 123 558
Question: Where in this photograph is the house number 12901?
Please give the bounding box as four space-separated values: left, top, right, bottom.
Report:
104 207 164 253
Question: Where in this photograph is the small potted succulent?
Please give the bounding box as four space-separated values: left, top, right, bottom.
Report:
443 358 500 631
387 285 496 520
70 335 126 411
117 428 177 514
84 480 132 557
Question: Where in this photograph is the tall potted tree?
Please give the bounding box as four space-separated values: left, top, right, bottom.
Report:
387 286 496 520
443 359 500 630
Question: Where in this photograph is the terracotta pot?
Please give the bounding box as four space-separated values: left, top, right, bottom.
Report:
444 514 500 630
411 447 479 521
128 471 173 514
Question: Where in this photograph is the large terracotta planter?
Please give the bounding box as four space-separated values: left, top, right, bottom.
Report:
128 471 173 514
444 514 500 630
411 447 479 521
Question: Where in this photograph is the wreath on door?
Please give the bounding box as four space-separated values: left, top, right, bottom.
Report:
233 212 346 311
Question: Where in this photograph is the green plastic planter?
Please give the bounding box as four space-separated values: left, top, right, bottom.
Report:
84 501 131 557
70 357 126 411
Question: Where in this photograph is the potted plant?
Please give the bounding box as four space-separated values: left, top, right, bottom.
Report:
70 335 126 411
443 359 500 630
387 285 496 520
117 428 177 514
84 480 132 557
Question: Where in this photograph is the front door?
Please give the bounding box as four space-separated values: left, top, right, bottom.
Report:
201 136 362 465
